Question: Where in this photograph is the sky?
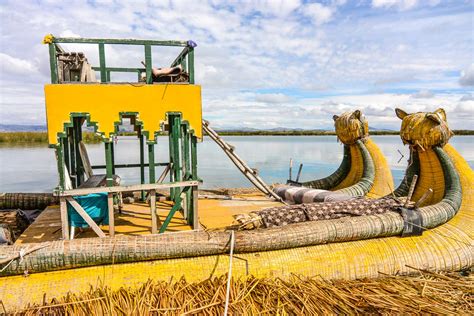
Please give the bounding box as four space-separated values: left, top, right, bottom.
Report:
0 0 473 130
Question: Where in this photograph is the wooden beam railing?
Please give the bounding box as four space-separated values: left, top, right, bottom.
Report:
57 181 199 240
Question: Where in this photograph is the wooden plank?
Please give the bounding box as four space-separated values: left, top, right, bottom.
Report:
59 197 69 240
150 189 157 234
66 197 106 238
58 181 199 196
192 188 199 230
107 193 115 237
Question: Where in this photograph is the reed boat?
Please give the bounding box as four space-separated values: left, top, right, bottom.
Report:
274 109 394 204
0 35 472 311
1 107 472 310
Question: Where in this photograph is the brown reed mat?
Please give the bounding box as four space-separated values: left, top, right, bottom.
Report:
10 268 473 315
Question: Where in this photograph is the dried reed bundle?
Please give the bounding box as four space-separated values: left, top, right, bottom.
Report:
13 269 473 315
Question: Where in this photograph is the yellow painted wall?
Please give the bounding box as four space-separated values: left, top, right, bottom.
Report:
44 84 202 145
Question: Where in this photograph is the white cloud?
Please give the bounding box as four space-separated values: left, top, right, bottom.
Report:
0 53 39 76
255 93 292 103
410 89 434 98
459 64 474 87
302 3 333 25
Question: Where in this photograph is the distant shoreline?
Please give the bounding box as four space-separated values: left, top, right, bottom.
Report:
1 130 473 143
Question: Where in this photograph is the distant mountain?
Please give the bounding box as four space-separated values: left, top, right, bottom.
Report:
0 124 47 132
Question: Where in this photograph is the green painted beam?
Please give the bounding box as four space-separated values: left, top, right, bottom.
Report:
48 43 58 83
188 48 195 84
91 162 168 169
159 193 182 233
92 67 145 73
144 44 152 84
170 46 189 67
98 43 107 83
105 141 114 187
148 143 156 183
53 37 188 47
139 133 145 201
55 144 65 190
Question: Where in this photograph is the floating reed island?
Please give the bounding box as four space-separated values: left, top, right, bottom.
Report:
0 35 472 312
13 269 473 315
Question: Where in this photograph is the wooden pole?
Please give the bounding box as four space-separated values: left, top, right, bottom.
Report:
150 189 158 234
107 193 115 237
59 197 69 240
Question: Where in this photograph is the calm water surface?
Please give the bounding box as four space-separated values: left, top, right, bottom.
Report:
0 136 473 192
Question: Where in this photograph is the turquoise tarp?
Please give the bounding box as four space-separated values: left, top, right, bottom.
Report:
67 192 109 228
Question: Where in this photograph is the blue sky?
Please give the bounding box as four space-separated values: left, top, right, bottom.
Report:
0 0 473 130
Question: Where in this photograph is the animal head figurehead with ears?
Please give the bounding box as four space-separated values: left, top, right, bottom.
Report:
395 108 453 151
333 110 369 145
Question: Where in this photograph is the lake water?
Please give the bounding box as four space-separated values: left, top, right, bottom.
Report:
0 135 473 193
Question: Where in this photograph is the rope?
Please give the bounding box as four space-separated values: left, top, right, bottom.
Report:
224 230 235 315
0 243 50 272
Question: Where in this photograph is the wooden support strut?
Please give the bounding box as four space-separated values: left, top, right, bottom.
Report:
202 120 285 204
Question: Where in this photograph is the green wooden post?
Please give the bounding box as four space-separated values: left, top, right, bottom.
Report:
55 143 65 190
73 117 84 186
168 115 175 199
48 43 58 84
105 141 114 187
139 131 145 201
172 116 182 205
190 135 198 226
68 127 76 187
188 48 194 84
182 125 192 223
106 70 111 82
191 135 198 180
98 43 107 83
144 44 152 84
110 139 115 174
62 135 70 179
148 141 156 183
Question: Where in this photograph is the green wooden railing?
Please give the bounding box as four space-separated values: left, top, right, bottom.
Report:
46 36 195 84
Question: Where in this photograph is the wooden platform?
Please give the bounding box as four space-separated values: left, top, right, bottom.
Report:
15 193 281 244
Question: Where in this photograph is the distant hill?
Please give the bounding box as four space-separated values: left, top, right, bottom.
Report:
0 124 47 132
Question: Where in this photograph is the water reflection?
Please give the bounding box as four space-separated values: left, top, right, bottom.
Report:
0 136 472 192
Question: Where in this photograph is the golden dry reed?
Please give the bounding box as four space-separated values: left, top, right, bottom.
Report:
9 269 473 315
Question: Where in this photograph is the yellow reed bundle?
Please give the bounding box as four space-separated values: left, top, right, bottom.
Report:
14 270 473 315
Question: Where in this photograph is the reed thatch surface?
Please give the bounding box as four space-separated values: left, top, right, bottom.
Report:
11 269 473 315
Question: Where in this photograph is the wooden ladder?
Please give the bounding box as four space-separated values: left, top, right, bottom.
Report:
202 120 286 204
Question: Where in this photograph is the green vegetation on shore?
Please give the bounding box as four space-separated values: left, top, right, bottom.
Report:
0 132 102 144
0 130 473 143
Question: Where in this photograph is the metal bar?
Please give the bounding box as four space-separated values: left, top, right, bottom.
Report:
59 197 69 240
144 44 152 84
105 141 114 187
188 48 195 84
139 132 145 201
66 197 106 238
98 43 107 83
107 193 115 237
58 180 199 196
159 194 182 233
53 37 188 47
148 142 156 183
48 43 58 83
91 162 169 169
